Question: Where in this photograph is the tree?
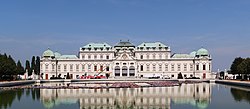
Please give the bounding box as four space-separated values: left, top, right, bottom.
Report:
35 56 40 75
31 56 36 75
230 57 244 75
237 58 250 80
25 60 31 76
17 60 25 75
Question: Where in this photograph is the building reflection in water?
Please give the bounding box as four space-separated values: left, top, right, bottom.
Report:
40 83 211 109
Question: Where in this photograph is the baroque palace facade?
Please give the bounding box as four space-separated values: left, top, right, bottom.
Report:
40 41 212 79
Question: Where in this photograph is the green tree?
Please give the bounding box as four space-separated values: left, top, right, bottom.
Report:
25 60 31 76
230 57 244 75
17 60 25 75
31 56 36 75
35 56 40 75
237 58 250 79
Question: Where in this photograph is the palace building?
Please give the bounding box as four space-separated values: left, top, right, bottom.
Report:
40 41 212 79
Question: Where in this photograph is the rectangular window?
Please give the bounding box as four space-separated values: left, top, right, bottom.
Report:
76 64 79 71
177 64 181 71
165 64 168 71
184 64 187 71
88 55 91 59
147 64 150 71
203 65 206 70
58 65 61 72
88 65 91 71
196 65 199 70
52 64 55 71
141 55 143 59
106 55 109 59
140 65 143 71
209 64 211 71
106 66 109 71
94 55 97 59
100 66 103 71
100 55 103 59
82 55 85 59
159 64 162 71
159 54 162 59
153 65 156 71
64 65 67 72
45 65 48 70
94 65 97 71
82 64 85 72
147 54 149 59
190 64 193 71
171 64 174 71
70 65 73 71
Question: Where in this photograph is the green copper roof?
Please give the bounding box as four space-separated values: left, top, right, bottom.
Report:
58 55 78 59
82 43 112 48
172 54 193 58
190 51 197 57
114 41 135 47
196 48 209 56
42 48 55 57
54 52 61 58
137 42 168 48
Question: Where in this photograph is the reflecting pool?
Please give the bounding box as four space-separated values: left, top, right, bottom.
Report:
0 83 250 109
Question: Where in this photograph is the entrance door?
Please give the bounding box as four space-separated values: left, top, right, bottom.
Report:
45 74 48 80
115 66 120 76
122 66 127 76
129 66 135 76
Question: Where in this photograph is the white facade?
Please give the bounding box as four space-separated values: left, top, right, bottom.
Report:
40 41 212 79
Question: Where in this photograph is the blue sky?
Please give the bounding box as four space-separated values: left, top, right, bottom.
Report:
1 0 250 71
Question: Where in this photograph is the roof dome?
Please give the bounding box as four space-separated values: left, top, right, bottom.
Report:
54 51 61 58
42 48 55 57
190 51 197 57
196 48 209 56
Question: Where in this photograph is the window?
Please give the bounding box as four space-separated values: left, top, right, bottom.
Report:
196 65 199 70
94 55 97 59
165 64 168 71
147 54 149 59
159 54 162 59
94 65 97 71
153 64 156 71
106 66 109 71
100 55 103 59
52 64 55 71
147 64 150 71
140 65 144 71
64 65 67 72
45 64 48 70
203 64 206 70
140 55 143 59
100 65 103 71
159 64 162 71
82 64 85 72
209 64 211 71
70 65 73 71
190 64 193 71
82 55 85 59
88 65 91 71
58 65 61 72
184 64 187 71
152 54 156 59
106 55 109 59
177 64 181 71
76 64 79 71
88 55 91 59
171 64 174 71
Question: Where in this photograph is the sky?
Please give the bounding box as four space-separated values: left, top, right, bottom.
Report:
1 0 250 71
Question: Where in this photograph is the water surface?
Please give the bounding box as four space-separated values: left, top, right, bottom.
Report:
0 83 249 109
